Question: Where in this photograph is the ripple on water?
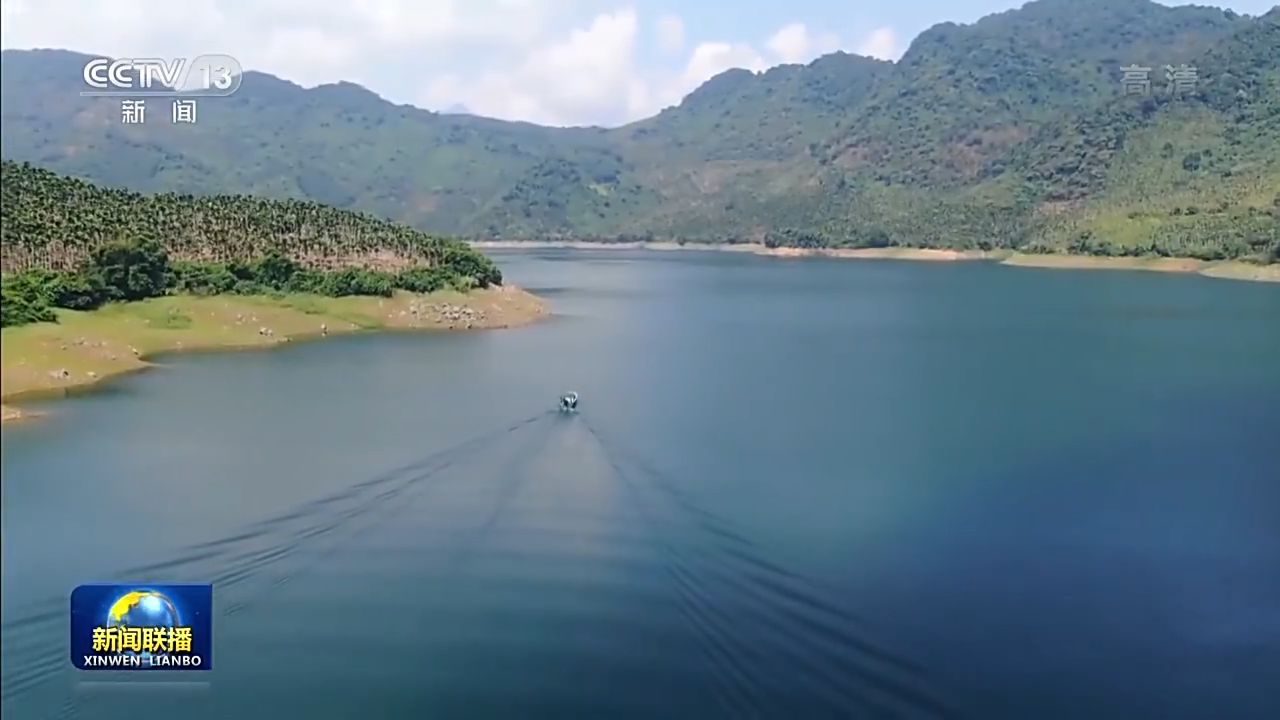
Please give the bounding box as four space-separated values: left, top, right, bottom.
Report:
3 413 953 719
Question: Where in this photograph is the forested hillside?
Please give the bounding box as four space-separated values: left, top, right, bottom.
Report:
0 161 502 327
1 0 1276 260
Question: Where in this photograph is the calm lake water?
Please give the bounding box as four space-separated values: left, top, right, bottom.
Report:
3 250 1279 719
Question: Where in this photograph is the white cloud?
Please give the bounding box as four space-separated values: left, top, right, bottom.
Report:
654 13 684 52
856 27 901 61
421 14 874 126
765 22 840 64
1 0 904 127
262 27 359 76
0 0 560 90
421 15 799 127
423 8 648 127
681 42 768 86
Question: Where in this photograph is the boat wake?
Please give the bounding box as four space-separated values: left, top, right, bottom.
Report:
2 409 958 719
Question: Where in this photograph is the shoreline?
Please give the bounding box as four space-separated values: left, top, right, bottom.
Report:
471 241 1280 283
1 286 547 424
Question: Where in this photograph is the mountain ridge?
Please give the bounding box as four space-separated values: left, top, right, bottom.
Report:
1 0 1275 260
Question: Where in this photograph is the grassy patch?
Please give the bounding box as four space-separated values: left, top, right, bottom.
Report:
247 295 384 330
1 288 546 418
254 294 328 315
134 305 194 329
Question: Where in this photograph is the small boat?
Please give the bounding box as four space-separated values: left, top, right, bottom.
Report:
559 392 579 412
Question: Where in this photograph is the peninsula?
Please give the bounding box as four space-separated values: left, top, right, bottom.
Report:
0 162 545 423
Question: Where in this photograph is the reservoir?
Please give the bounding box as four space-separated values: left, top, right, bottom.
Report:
3 250 1278 719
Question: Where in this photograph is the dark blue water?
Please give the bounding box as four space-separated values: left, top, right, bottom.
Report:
3 251 1279 719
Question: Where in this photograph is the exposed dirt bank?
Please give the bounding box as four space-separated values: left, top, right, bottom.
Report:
472 241 1278 281
1 286 547 424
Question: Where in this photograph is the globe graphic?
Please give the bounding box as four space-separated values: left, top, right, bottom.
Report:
106 591 181 659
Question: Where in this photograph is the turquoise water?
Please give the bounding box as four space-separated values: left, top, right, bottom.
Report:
3 251 1278 718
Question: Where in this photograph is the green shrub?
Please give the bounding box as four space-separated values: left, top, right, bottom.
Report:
2 236 479 328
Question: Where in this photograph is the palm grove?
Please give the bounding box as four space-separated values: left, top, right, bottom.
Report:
0 162 503 327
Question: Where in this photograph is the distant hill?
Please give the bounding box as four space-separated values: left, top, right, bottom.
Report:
1 0 1276 260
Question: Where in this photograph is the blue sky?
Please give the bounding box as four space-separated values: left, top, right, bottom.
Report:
639 0 1016 65
1 0 1274 126
634 0 1275 71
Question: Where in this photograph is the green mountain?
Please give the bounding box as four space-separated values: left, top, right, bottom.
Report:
1 0 1276 260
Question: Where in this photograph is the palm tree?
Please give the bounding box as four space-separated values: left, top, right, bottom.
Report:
0 160 500 284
